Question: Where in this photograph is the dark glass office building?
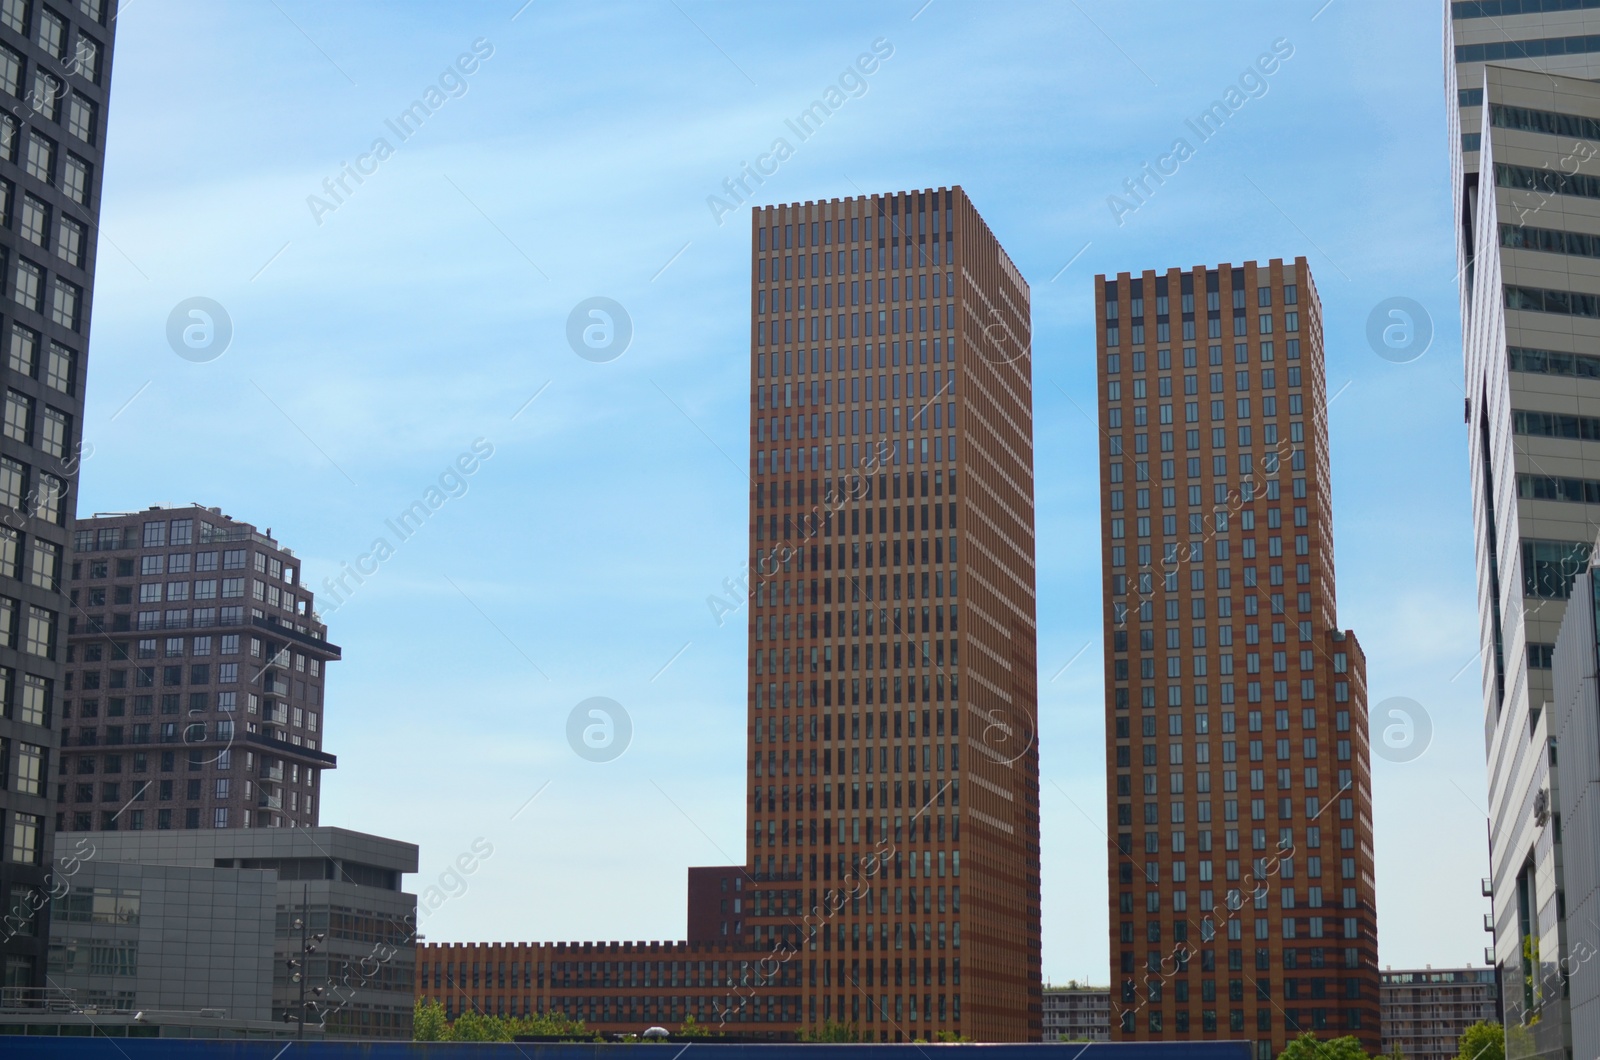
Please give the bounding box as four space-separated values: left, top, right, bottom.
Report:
0 0 117 993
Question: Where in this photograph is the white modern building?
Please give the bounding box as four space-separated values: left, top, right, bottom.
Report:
1552 553 1600 1060
1448 5 1600 1060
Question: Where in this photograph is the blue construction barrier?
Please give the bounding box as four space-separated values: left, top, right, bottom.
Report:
0 1039 1254 1059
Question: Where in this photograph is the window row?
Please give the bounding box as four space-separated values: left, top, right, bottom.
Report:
756 237 954 282
1106 313 1300 346
71 661 243 687
756 673 958 711
758 272 956 314
752 808 961 858
757 434 956 476
755 637 958 677
764 410 956 453
130 606 247 631
1109 373 1303 405
128 578 302 613
0 111 93 204
1111 478 1312 512
1111 648 1320 679
1508 345 1600 378
62 748 318 781
0 597 54 655
2 253 79 340
0 179 87 270
1107 428 1314 461
760 200 953 254
73 546 247 572
1105 276 1299 314
1107 341 1305 375
63 807 248 831
756 469 953 509
760 372 956 412
760 341 963 382
1110 676 1344 709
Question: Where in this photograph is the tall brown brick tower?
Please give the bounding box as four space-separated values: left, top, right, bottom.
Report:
1095 260 1379 1058
745 186 1040 1041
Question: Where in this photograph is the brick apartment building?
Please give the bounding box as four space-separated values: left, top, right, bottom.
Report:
1380 966 1498 1060
1096 261 1379 1056
57 505 336 833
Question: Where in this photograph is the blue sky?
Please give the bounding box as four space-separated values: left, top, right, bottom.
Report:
87 0 1476 982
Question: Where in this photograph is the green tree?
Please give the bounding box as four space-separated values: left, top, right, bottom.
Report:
934 1030 975 1042
1277 1031 1371 1060
511 1010 590 1038
800 1020 861 1042
676 1015 710 1038
413 998 449 1042
451 1010 511 1042
1457 1021 1506 1060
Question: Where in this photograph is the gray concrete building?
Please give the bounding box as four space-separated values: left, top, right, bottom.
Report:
1447 6 1600 1060
1041 983 1110 1043
46 858 275 1019
1379 966 1499 1060
39 827 418 1039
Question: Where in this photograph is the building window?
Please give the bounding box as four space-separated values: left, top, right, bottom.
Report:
56 215 83 266
24 604 52 657
62 152 89 205
28 69 58 121
38 405 65 456
27 538 55 589
65 92 94 144
8 812 40 863
0 1 26 34
8 322 35 376
13 259 40 311
18 193 45 246
50 278 78 330
44 342 71 393
18 673 46 724
24 131 53 184
13 741 42 794
36 8 63 58
0 43 21 97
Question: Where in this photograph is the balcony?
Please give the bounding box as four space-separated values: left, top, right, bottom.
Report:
1481 877 1493 897
241 728 336 767
1484 913 1494 932
251 615 340 659
260 764 284 782
1485 947 1495 965
257 794 282 811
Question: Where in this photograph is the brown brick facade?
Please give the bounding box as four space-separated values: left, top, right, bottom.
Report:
417 187 1041 1042
1096 261 1379 1058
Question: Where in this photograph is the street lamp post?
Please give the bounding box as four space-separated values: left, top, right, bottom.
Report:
287 882 327 1039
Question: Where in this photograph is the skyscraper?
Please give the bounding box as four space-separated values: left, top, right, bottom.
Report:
1095 260 1379 1058
58 506 337 834
416 185 1041 1041
1446 8 1600 1059
0 0 117 993
745 186 1040 1040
